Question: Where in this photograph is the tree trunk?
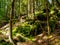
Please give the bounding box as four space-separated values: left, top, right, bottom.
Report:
9 0 16 45
18 0 21 21
31 0 34 19
5 0 8 19
33 0 35 18
34 0 39 12
52 0 54 6
45 0 50 35
27 0 30 18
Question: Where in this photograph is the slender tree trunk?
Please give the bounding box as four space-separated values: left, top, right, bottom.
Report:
35 0 39 12
52 0 54 6
45 0 50 35
35 0 37 11
27 0 30 18
9 0 16 45
33 0 35 17
5 0 8 19
18 0 21 21
31 0 34 19
35 0 36 14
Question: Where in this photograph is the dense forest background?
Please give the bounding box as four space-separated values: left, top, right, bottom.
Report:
0 0 60 45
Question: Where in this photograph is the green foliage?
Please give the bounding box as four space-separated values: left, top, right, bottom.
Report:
35 11 47 21
13 18 43 38
13 22 33 37
57 12 60 18
49 18 56 32
0 39 12 45
0 0 60 44
18 36 26 42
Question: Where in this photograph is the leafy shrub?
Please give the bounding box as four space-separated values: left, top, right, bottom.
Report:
49 17 56 32
13 22 34 37
13 20 42 37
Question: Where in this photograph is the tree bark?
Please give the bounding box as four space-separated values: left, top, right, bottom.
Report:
5 0 8 19
52 0 54 6
31 0 34 19
34 0 39 12
45 0 50 35
33 0 35 18
27 0 30 18
18 0 21 21
9 0 16 45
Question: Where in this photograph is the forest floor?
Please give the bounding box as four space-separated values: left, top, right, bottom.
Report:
0 30 60 45
0 21 60 45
